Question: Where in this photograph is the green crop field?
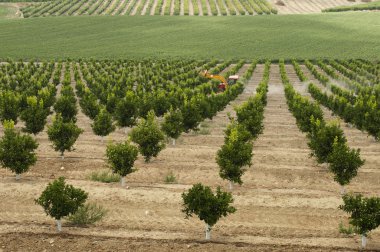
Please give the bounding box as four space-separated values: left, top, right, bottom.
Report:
20 0 277 17
0 12 379 60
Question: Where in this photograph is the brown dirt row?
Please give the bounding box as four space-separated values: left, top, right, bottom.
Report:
269 0 358 14
121 0 134 15
149 0 159 14
112 0 126 14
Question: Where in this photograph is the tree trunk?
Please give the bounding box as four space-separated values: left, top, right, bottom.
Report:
61 152 64 160
340 185 346 195
172 138 176 146
15 173 21 180
121 176 125 187
205 224 211 240
56 219 62 232
229 181 234 191
361 235 367 248
101 136 104 143
124 127 128 134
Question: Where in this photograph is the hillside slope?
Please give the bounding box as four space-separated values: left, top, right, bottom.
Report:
0 12 379 60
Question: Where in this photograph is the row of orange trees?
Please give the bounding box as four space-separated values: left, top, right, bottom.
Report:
306 59 380 141
289 59 379 248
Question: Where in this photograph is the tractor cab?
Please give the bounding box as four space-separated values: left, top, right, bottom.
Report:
227 75 239 86
200 70 239 92
217 75 239 92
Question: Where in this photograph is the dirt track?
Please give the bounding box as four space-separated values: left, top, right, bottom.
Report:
0 64 379 251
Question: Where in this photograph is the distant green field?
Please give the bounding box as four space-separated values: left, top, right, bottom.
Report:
0 12 379 60
324 1 380 12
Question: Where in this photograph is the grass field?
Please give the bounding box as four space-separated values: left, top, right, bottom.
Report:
0 12 379 60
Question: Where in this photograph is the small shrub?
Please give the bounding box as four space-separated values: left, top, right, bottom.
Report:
35 177 88 232
339 221 357 235
182 183 236 240
47 114 83 159
340 193 380 248
67 202 107 226
161 108 184 145
200 122 210 128
165 171 177 184
89 170 121 183
106 140 139 187
130 110 166 162
0 120 38 180
199 128 211 135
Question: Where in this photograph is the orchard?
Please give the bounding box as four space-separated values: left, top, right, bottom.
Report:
0 59 379 250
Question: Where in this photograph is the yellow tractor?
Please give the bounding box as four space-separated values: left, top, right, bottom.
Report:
200 70 239 92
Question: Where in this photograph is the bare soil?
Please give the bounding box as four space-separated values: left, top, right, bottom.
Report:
268 0 358 14
0 64 379 251
150 0 159 14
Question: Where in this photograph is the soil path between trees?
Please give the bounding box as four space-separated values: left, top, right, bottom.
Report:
0 64 379 251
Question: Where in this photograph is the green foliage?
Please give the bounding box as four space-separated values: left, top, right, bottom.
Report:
286 88 324 133
235 96 264 139
20 96 49 135
280 60 324 133
66 202 107 226
339 221 357 235
340 194 380 236
19 0 276 16
114 91 139 128
181 97 202 132
47 114 83 157
35 177 88 221
130 110 166 162
307 118 346 163
91 108 115 137
54 94 78 123
223 119 251 143
199 127 210 135
216 120 253 185
161 108 184 140
305 60 329 86
164 171 177 184
308 66 380 140
280 60 364 188
328 137 365 186
79 90 101 120
0 120 38 176
0 90 19 123
291 59 307 82
182 183 236 227
106 140 138 177
89 169 121 183
324 1 380 12
38 85 56 109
